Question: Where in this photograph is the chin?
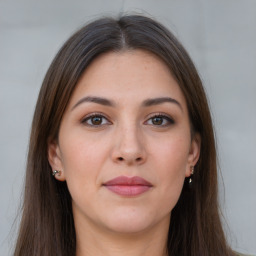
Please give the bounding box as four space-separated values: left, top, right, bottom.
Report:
100 207 163 234
105 219 152 234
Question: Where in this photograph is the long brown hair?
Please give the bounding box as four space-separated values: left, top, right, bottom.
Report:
14 15 235 256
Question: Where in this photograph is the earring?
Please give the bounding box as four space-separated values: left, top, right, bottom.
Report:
52 170 61 177
188 166 194 189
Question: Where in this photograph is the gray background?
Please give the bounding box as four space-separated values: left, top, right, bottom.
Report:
0 0 255 255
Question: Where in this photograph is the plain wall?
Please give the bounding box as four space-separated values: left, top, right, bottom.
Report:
0 0 255 255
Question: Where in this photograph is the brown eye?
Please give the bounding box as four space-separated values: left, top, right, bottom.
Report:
145 114 174 127
82 114 111 127
91 116 103 125
152 117 164 125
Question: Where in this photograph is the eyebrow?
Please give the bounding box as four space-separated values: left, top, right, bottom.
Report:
71 96 182 111
142 97 183 111
71 96 115 110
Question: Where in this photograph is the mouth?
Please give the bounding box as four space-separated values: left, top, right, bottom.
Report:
103 176 153 197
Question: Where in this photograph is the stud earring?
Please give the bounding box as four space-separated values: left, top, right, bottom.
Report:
188 166 194 189
52 170 61 177
190 166 194 175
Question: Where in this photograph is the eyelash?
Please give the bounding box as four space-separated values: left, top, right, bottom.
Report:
81 112 175 127
81 112 111 127
144 113 175 127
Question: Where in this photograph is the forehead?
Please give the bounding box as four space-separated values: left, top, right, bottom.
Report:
68 49 187 109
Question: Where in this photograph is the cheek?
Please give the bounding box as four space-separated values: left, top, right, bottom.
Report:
59 138 108 218
150 133 190 203
60 129 108 171
58 131 110 197
152 133 190 174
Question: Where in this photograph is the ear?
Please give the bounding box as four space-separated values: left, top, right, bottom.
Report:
48 140 66 181
185 133 201 177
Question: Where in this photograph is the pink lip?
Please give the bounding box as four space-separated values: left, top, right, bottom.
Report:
103 176 153 196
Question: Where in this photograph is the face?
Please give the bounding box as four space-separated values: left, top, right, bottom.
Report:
48 50 200 235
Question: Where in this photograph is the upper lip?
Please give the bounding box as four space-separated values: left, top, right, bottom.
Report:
104 176 152 186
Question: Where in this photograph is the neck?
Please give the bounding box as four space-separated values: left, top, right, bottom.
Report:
75 217 170 256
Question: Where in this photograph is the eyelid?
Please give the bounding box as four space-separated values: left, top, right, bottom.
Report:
144 112 175 126
81 112 112 126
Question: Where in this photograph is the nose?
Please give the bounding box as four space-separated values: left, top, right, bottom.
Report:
111 126 147 166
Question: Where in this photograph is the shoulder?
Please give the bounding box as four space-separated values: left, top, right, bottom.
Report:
235 252 255 256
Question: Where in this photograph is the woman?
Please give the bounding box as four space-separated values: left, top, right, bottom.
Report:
14 15 241 256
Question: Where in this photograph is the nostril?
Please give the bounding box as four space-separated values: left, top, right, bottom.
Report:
117 157 124 161
136 157 142 162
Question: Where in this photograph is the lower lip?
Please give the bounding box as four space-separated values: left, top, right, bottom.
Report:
104 185 151 196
